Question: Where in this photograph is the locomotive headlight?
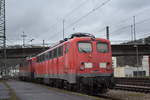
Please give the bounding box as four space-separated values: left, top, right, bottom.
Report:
84 63 93 68
99 62 107 68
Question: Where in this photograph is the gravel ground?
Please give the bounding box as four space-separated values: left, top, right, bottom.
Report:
106 89 150 100
7 80 97 100
0 81 10 99
5 80 150 100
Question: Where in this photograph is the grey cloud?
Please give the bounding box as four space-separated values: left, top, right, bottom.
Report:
5 0 150 45
112 0 150 11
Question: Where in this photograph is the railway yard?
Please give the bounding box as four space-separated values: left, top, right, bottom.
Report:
0 79 150 100
1 34 150 100
1 0 150 100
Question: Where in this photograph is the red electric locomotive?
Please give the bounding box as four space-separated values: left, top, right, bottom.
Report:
19 57 36 80
19 33 114 93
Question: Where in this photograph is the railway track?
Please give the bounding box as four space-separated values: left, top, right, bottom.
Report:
114 77 150 93
114 84 150 93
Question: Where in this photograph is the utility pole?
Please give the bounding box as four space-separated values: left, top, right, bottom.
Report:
133 16 136 41
0 0 6 75
131 25 133 41
43 40 45 50
21 32 27 59
134 45 139 77
63 19 65 39
106 26 109 40
133 16 139 76
21 32 27 48
29 39 34 47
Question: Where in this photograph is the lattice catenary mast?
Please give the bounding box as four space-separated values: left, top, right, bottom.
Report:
0 0 6 73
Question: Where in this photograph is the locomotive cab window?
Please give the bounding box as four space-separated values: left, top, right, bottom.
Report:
97 42 109 53
78 42 92 53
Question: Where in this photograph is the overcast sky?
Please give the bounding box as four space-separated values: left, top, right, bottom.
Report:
6 0 150 45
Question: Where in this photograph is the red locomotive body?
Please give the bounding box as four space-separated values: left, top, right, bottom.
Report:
19 57 36 80
19 33 114 93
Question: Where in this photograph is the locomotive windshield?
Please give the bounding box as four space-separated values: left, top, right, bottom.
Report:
97 42 109 53
78 42 92 53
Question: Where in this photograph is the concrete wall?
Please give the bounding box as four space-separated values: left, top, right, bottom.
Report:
114 66 147 77
142 56 150 76
114 67 125 77
114 55 150 77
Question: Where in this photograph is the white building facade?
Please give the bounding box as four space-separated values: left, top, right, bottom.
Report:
113 56 150 77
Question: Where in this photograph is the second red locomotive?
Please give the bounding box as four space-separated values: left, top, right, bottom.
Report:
19 33 114 93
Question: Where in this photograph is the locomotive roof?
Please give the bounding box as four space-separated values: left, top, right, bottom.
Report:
36 36 110 57
36 33 108 56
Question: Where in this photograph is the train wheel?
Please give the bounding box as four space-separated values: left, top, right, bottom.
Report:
63 81 68 89
55 80 59 88
89 86 95 95
56 80 64 89
66 84 72 90
88 80 95 95
78 83 85 93
49 79 54 87
59 80 64 89
99 86 108 93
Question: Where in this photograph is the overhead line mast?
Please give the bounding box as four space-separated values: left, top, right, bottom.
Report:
0 0 6 74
